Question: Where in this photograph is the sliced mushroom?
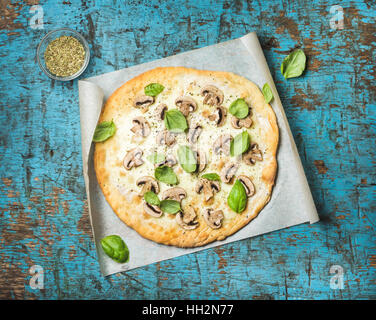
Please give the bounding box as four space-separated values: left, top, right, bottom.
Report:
194 149 207 172
203 208 224 229
136 176 159 196
208 106 227 127
176 206 199 230
187 124 203 144
162 187 187 202
201 85 224 106
213 134 233 155
143 202 163 218
195 178 221 201
156 103 167 120
231 113 253 129
155 155 177 168
156 130 176 146
243 143 263 165
237 175 255 197
130 116 151 137
134 95 154 110
175 96 197 116
123 148 144 170
220 162 239 183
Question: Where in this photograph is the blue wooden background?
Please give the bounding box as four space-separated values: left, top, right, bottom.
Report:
0 0 375 300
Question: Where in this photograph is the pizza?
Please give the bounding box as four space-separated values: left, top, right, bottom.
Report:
94 67 278 248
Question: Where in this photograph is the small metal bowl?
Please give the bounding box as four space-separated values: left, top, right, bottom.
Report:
37 28 90 81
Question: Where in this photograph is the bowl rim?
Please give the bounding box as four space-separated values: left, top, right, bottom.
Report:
36 27 90 81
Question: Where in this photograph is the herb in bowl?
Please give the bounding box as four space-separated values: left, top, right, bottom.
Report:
44 36 85 77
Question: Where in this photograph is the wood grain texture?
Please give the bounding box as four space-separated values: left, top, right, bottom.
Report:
0 0 375 299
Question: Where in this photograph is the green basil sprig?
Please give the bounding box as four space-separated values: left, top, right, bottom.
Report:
177 145 197 173
155 165 178 185
100 235 129 263
160 199 181 214
164 109 188 133
281 49 306 79
93 120 116 142
229 98 249 119
201 173 221 181
227 180 247 213
262 83 274 103
147 152 165 164
144 83 164 96
144 191 161 206
230 131 250 156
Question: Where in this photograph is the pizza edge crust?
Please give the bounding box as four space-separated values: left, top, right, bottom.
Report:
94 67 279 248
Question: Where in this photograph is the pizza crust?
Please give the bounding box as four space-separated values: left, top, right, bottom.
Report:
94 67 279 248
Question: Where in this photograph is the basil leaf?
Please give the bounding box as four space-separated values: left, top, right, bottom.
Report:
227 180 247 213
177 145 197 173
201 173 221 181
147 153 165 164
93 120 116 142
144 191 160 206
144 83 164 96
230 131 250 156
100 235 129 263
155 165 178 185
164 109 188 133
280 49 306 79
160 199 181 214
262 83 273 103
229 98 249 119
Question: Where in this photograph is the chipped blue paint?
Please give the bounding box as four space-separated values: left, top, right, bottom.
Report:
0 0 375 299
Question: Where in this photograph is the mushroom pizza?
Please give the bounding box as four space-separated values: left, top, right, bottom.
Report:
94 67 278 247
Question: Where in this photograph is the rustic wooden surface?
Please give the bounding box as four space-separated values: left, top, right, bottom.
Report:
0 0 375 300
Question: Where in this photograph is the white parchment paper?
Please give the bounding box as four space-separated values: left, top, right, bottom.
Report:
78 32 319 276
